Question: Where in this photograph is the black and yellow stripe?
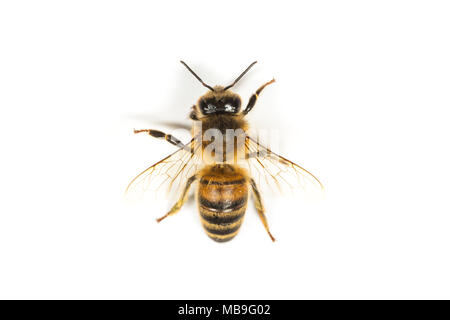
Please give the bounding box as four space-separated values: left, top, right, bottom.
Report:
197 165 249 242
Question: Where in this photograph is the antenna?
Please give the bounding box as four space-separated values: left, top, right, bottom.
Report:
223 61 257 91
180 60 214 91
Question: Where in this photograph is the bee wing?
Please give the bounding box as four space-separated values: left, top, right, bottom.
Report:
125 137 201 202
244 136 324 197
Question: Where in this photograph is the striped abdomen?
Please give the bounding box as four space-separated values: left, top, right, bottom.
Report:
197 165 248 242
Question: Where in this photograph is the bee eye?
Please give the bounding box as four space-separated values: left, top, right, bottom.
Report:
224 104 235 112
234 98 241 108
204 104 216 114
199 99 207 109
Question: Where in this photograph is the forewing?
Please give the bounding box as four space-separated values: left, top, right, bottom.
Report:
125 138 201 202
244 136 323 197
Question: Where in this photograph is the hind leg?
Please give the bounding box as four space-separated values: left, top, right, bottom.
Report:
250 179 276 242
156 175 197 223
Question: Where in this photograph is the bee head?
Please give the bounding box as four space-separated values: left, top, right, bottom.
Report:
180 60 256 117
197 87 242 115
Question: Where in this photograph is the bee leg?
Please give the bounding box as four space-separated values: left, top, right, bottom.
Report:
242 79 276 115
189 105 199 120
250 179 276 242
156 175 197 223
134 129 190 151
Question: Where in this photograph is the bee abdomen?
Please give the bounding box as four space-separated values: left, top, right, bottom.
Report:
198 172 249 242
199 202 247 242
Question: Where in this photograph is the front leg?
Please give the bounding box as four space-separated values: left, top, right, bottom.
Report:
242 79 275 115
156 175 197 223
189 105 199 120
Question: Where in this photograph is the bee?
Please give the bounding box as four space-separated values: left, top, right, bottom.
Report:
126 61 323 242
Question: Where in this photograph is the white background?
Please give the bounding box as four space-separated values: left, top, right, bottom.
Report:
1 1 449 299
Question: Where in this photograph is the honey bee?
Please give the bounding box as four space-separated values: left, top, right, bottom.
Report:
126 61 323 242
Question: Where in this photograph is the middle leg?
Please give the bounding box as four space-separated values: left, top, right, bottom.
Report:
134 129 187 151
